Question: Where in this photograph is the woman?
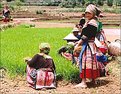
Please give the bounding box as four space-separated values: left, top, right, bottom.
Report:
74 4 102 88
96 22 108 54
25 43 56 89
2 5 10 22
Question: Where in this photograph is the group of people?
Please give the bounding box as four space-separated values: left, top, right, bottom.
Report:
25 4 109 89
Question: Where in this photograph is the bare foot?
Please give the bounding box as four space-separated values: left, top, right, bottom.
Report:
73 83 87 88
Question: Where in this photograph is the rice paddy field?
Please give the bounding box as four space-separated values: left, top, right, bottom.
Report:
0 24 120 94
0 26 80 82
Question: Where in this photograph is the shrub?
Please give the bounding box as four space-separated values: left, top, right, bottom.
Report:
103 7 120 14
107 0 114 6
0 3 2 8
81 0 85 6
97 0 104 6
115 0 121 6
36 10 43 14
15 0 22 6
6 0 12 2
20 0 25 2
59 0 81 8
9 5 15 11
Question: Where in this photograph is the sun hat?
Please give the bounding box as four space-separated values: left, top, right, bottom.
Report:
72 27 79 32
63 33 79 41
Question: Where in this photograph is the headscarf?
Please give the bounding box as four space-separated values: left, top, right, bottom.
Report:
66 42 75 53
39 43 50 54
85 4 101 16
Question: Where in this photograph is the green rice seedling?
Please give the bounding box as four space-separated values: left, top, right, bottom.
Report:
1 27 80 82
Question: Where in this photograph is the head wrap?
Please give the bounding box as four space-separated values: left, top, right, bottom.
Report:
67 42 75 50
39 43 50 54
66 42 75 53
85 4 101 16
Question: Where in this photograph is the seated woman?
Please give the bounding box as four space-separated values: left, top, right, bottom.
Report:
25 43 56 89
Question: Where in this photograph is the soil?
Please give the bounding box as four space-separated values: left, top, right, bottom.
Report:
0 61 120 94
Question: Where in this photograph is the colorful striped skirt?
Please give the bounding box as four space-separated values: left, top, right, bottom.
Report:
80 41 103 79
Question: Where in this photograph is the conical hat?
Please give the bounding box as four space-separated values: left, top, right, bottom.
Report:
72 27 79 32
63 33 79 40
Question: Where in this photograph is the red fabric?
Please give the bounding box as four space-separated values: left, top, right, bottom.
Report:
3 18 9 22
26 65 56 89
99 47 107 54
80 69 100 79
62 52 72 60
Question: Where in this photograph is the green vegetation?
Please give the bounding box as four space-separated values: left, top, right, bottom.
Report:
96 0 104 6
101 5 121 14
6 0 121 7
107 0 114 7
0 3 2 11
59 0 81 8
0 26 80 82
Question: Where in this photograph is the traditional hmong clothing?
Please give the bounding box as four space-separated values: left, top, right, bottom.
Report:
25 43 56 89
95 21 108 54
2 9 10 22
27 53 55 71
26 53 56 89
79 19 101 79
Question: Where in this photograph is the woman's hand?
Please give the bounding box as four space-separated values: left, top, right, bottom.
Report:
76 39 83 47
24 57 31 62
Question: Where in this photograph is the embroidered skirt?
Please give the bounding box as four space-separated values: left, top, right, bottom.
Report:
80 42 101 79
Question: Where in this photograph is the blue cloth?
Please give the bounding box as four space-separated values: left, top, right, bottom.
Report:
96 55 108 63
79 42 88 73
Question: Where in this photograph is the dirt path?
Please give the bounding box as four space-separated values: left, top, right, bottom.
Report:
0 61 120 94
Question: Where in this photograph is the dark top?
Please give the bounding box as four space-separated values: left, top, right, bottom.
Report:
2 9 10 18
79 18 85 27
76 35 81 40
27 54 55 71
81 24 97 40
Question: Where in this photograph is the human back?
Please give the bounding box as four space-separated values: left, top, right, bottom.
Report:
25 43 56 89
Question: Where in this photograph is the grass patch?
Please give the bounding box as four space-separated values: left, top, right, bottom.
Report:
0 26 80 82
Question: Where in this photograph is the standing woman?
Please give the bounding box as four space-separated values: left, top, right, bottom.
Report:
74 4 102 88
2 5 10 23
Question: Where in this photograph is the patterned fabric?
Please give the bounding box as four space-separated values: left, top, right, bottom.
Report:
85 4 101 16
80 41 101 79
26 65 56 89
96 30 108 54
79 18 104 79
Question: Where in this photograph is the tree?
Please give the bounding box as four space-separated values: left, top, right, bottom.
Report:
59 0 81 8
20 0 25 2
97 0 104 6
115 0 121 6
6 0 12 2
107 0 114 6
81 0 85 5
